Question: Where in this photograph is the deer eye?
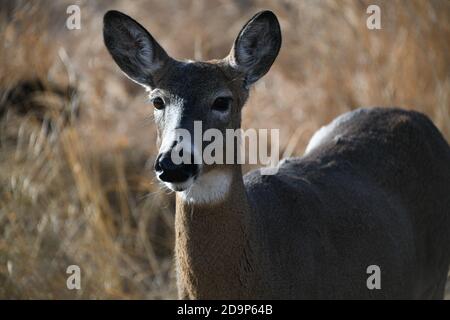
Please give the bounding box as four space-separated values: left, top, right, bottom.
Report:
211 97 232 113
152 97 165 110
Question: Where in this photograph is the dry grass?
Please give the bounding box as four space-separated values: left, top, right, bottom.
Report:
0 0 449 299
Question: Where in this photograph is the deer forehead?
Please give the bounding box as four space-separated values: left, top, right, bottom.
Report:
156 61 236 97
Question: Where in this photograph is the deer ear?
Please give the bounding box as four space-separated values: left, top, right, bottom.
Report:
227 11 281 88
103 10 171 88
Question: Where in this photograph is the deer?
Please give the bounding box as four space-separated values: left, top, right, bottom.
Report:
103 10 450 299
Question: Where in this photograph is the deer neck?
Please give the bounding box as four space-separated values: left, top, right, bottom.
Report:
174 165 261 299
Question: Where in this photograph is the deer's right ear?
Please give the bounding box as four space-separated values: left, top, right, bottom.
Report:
103 10 171 88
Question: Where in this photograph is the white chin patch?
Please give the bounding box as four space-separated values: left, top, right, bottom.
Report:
165 178 195 192
178 170 232 205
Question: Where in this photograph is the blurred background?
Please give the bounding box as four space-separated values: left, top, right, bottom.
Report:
0 0 449 299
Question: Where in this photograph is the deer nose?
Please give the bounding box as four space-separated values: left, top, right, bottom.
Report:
155 152 198 183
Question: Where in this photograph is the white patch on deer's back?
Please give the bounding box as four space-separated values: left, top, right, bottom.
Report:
180 170 232 205
304 124 334 155
305 108 369 154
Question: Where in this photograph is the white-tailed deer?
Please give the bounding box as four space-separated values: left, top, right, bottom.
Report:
103 10 450 299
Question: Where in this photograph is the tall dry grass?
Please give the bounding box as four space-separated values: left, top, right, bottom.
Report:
0 0 449 299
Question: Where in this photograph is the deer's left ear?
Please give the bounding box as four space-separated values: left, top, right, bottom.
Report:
227 11 282 88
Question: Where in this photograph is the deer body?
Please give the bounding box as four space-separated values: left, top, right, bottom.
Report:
103 10 450 299
175 108 450 299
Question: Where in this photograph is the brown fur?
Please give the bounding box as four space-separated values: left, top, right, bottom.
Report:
174 167 260 299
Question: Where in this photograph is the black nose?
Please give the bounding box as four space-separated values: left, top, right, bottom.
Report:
155 152 198 183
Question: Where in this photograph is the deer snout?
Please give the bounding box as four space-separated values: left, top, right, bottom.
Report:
155 151 198 184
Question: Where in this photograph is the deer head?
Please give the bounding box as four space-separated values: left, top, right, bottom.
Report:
103 10 281 201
